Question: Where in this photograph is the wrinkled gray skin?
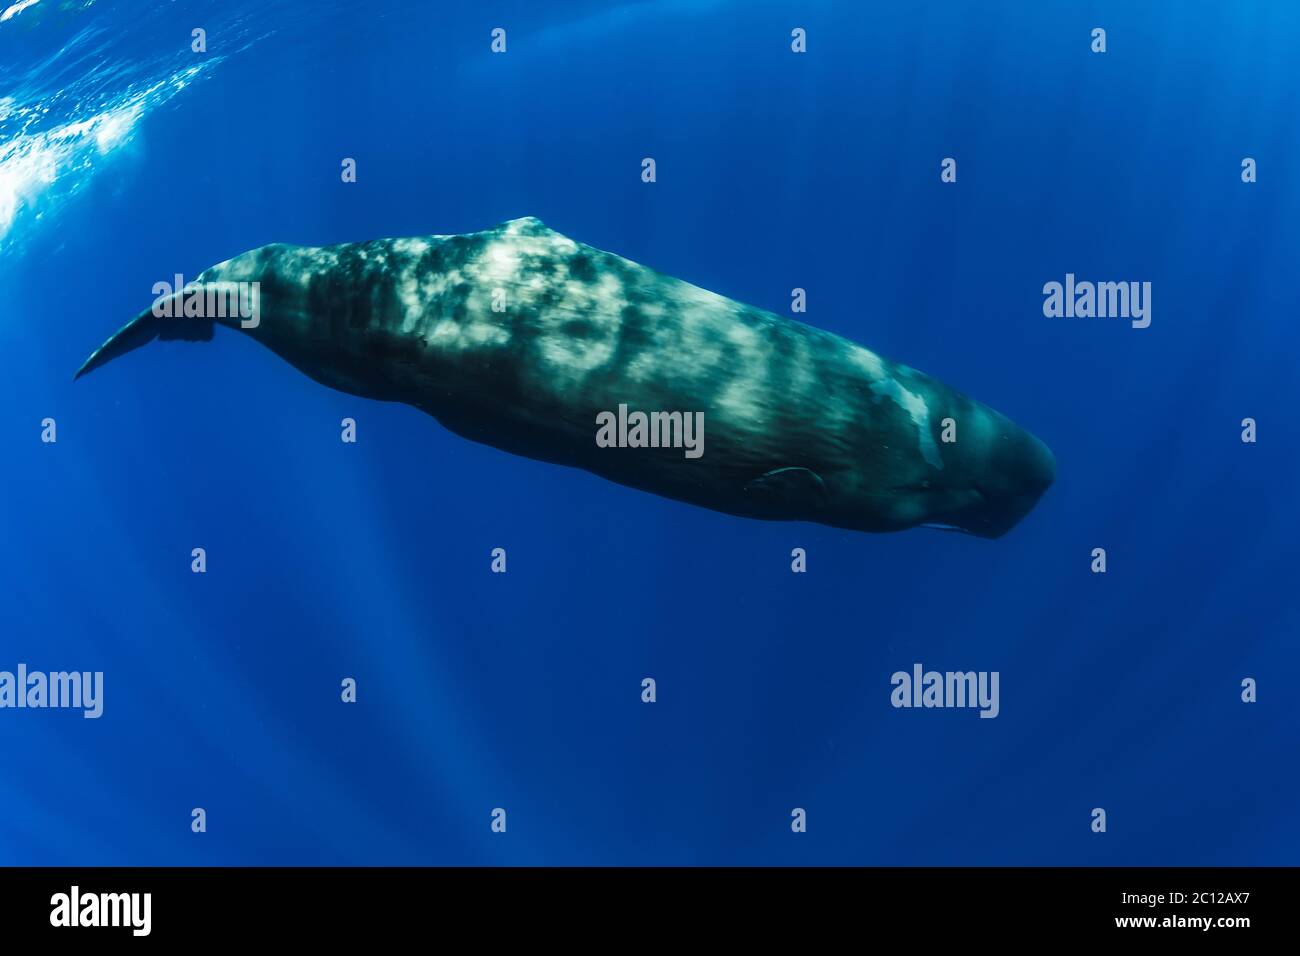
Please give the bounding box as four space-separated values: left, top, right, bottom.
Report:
77 217 1055 537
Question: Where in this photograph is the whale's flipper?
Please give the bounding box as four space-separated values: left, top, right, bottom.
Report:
743 466 830 512
74 309 213 380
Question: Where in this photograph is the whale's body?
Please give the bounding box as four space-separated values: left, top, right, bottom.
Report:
77 217 1054 537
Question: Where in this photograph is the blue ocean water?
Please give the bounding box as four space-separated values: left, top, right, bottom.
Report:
1 0 1296 866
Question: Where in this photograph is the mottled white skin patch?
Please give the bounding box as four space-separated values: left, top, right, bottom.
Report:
193 217 1050 535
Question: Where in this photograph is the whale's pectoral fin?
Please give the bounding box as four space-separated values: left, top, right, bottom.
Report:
742 466 830 514
74 308 213 380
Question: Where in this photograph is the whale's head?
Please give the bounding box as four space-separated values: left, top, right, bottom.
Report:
919 423 1056 539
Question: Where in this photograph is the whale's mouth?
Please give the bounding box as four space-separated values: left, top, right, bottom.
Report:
929 445 1055 538
954 484 1029 539
927 492 1045 538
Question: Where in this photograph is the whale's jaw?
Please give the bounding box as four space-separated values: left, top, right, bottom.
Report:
925 431 1056 538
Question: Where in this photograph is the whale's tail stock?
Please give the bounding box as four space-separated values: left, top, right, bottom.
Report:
74 305 215 380
77 250 273 381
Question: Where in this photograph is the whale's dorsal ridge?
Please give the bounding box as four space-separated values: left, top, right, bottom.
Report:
499 215 551 236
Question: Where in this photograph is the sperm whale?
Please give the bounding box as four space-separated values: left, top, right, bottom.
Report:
76 216 1055 537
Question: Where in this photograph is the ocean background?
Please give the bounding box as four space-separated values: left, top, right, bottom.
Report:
1 0 1296 865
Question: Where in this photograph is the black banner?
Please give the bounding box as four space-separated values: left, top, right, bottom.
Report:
0 867 1288 941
